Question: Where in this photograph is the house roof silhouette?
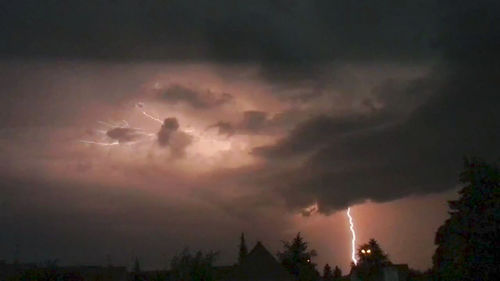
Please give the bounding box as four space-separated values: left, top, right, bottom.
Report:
225 241 294 281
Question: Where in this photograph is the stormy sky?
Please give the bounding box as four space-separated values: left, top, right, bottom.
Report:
0 0 499 273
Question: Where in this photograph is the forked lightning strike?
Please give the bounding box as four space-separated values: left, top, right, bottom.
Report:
347 207 358 265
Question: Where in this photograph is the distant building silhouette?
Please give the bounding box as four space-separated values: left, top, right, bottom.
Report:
224 241 294 281
350 264 409 281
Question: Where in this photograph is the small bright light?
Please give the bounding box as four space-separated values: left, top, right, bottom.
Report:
367 249 371 254
361 249 366 254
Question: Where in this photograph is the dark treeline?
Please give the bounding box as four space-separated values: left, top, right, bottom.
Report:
1 158 498 281
432 158 499 281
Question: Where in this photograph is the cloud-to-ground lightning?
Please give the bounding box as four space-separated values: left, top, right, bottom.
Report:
347 207 358 265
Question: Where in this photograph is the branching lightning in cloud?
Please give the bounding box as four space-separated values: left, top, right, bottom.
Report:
81 103 194 157
81 115 155 146
347 207 358 265
136 102 163 124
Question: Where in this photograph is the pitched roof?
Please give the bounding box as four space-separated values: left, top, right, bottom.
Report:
225 242 294 281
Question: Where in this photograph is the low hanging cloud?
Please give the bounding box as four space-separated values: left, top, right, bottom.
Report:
253 63 499 215
158 84 233 109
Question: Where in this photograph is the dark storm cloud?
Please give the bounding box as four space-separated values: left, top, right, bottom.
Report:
157 117 180 146
255 75 499 213
106 127 144 143
211 111 270 136
241 111 268 131
370 77 437 115
0 0 438 66
0 0 497 271
254 113 395 158
157 117 192 158
210 121 235 136
253 0 500 213
210 110 300 136
0 0 497 211
159 84 233 109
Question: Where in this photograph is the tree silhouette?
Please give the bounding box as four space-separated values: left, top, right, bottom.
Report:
14 260 61 281
238 232 248 264
133 257 142 281
333 266 342 280
170 248 218 281
357 239 390 268
322 264 333 281
433 158 499 281
277 232 319 281
353 239 390 281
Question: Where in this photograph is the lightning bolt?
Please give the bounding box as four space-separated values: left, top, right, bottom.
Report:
81 103 168 147
136 103 163 124
80 140 120 146
80 118 155 147
140 110 163 124
347 207 358 265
